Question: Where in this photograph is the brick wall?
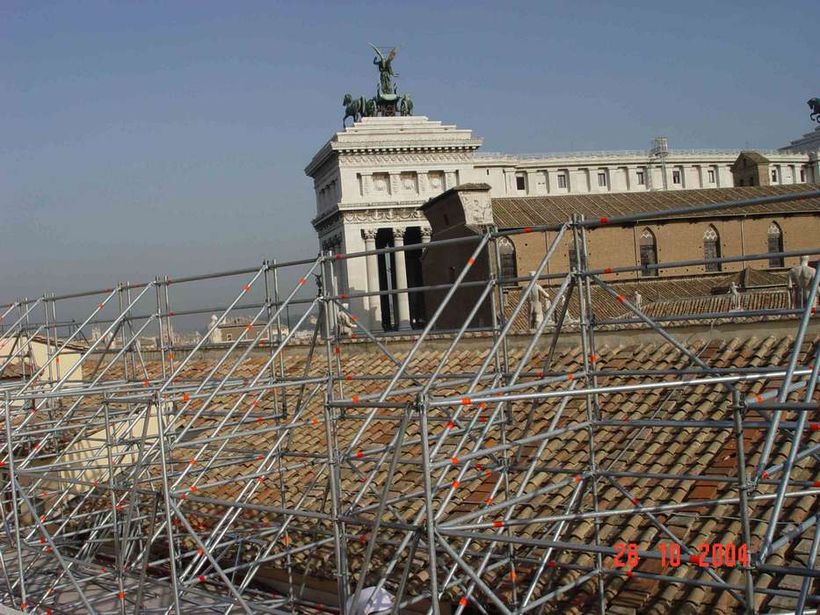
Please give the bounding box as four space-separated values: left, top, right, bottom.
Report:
511 215 819 281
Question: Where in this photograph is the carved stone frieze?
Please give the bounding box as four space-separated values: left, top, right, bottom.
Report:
312 210 342 233
342 207 426 224
338 151 474 166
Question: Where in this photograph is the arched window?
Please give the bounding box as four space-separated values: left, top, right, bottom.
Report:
497 237 517 285
703 225 721 272
639 228 659 277
767 222 784 267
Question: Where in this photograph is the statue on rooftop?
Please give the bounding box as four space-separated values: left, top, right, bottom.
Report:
342 45 413 124
788 255 817 309
527 272 552 330
809 98 820 124
371 44 398 98
343 94 364 127
336 303 358 338
729 281 742 311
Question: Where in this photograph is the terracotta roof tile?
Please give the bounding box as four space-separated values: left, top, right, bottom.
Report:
10 328 818 613
492 185 820 228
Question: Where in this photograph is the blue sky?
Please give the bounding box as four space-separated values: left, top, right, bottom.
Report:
1 0 817 310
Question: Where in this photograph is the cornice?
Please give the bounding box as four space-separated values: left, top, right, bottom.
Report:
305 116 481 177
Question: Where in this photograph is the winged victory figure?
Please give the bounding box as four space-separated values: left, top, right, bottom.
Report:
371 44 398 97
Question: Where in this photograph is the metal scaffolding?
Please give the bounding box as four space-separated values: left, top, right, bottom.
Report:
1 190 819 614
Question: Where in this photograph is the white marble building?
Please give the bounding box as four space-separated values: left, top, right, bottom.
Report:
305 116 481 331
306 116 817 331
781 125 820 154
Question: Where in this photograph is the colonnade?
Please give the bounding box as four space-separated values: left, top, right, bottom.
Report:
362 226 431 330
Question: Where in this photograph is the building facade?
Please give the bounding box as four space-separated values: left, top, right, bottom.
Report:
419 183 820 329
305 116 481 331
307 117 816 330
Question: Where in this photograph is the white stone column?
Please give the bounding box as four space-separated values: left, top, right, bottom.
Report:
392 227 411 330
362 229 381 330
526 170 537 194
545 169 554 194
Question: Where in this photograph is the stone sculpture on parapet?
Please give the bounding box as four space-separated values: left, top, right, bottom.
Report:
342 45 414 126
788 255 817 309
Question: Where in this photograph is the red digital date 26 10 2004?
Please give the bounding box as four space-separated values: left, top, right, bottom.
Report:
614 542 749 569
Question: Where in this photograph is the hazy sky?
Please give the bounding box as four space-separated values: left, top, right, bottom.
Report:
2 0 818 308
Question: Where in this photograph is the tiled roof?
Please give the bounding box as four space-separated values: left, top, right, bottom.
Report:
712 267 787 293
502 271 792 331
735 151 771 164
63 331 820 613
638 289 789 320
491 185 820 228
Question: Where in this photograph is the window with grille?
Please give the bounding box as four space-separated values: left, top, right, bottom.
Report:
767 222 784 267
557 173 568 189
639 228 658 277
497 237 517 284
597 172 607 187
703 225 721 272
672 170 681 185
636 170 645 185
515 173 526 191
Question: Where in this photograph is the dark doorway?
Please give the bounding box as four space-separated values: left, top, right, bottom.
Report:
404 226 427 328
376 228 396 330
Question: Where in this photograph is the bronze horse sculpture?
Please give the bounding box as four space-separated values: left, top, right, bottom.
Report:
343 94 366 127
341 48 416 125
809 98 820 124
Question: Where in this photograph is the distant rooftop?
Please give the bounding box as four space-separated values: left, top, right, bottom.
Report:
475 148 801 161
491 184 820 227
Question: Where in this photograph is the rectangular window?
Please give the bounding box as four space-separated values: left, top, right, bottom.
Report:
800 168 806 182
557 173 568 189
515 173 526 191
672 170 681 185
708 169 716 184
597 172 607 187
771 169 778 182
636 170 645 185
